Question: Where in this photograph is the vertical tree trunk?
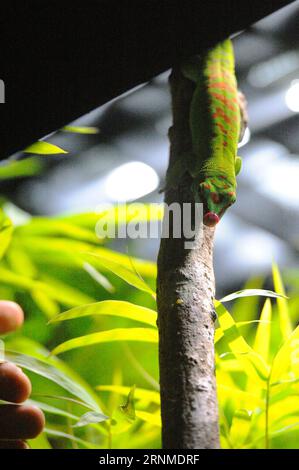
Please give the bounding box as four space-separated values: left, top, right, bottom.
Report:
157 66 220 449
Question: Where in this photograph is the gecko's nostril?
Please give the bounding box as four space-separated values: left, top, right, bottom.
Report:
203 212 220 227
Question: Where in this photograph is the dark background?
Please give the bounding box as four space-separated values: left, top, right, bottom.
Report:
0 0 293 158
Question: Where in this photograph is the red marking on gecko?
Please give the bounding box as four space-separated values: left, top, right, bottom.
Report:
215 122 226 134
208 66 233 79
209 82 236 94
209 92 237 112
211 193 220 203
216 107 232 125
212 111 231 126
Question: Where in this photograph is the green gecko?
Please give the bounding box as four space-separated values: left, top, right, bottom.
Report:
166 39 244 227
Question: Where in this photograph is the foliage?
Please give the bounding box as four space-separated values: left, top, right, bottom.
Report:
0 204 299 449
0 126 100 181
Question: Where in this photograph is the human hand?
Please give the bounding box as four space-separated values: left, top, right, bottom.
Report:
0 301 45 449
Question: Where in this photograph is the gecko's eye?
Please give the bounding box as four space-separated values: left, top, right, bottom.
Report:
203 212 220 227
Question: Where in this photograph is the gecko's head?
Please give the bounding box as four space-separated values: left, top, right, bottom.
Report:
199 177 236 227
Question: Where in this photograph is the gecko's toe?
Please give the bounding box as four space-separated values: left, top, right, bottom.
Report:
203 212 220 227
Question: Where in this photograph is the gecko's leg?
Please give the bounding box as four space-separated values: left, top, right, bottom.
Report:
235 156 242 176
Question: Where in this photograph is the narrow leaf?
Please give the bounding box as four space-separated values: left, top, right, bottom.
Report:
49 300 157 327
5 350 104 414
271 323 299 383
0 211 13 260
61 125 100 134
27 399 79 421
83 262 115 293
253 299 272 363
0 267 93 307
272 262 292 340
73 411 107 428
220 289 287 303
0 158 42 180
51 327 158 356
24 141 68 155
229 409 252 448
215 300 270 382
85 251 156 297
17 218 99 243
44 428 97 449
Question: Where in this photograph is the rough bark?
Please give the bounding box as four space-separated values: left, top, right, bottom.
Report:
157 66 220 449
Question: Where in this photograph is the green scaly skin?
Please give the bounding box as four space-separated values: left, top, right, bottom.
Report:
167 39 242 227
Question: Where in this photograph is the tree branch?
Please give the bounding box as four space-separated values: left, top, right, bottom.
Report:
157 66 220 449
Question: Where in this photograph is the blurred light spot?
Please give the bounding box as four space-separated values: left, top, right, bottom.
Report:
240 139 288 185
262 158 299 208
248 51 299 88
285 80 299 112
238 127 251 148
105 161 159 201
234 231 281 267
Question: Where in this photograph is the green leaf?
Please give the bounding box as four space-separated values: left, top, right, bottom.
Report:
86 246 157 278
135 410 161 428
31 393 96 410
217 384 263 409
215 300 269 383
6 247 37 277
85 251 156 298
5 248 60 318
61 125 100 134
253 299 272 363
27 399 79 421
0 158 43 180
73 411 107 428
51 327 158 356
83 262 115 293
41 275 95 307
5 349 104 414
272 262 292 340
17 218 99 243
44 428 97 449
229 409 252 448
24 141 68 155
231 276 264 326
0 211 13 260
220 289 287 303
28 432 52 449
49 300 157 327
15 236 157 278
5 336 105 412
58 203 163 230
31 290 60 319
271 323 299 383
0 267 93 307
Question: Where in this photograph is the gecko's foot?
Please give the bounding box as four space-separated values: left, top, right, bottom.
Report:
203 212 220 227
